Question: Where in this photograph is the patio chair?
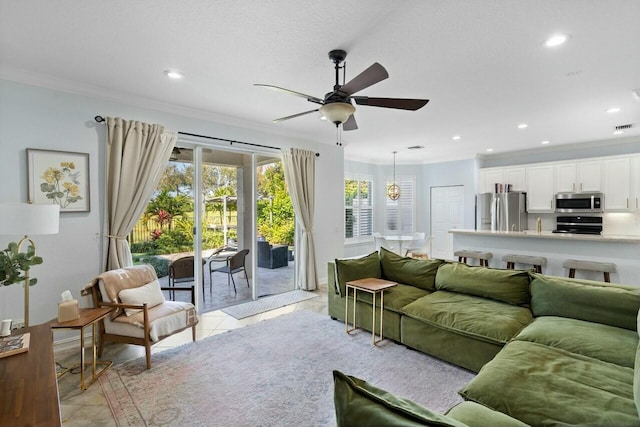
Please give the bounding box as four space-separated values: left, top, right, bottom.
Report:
168 256 206 300
210 249 250 293
257 240 288 269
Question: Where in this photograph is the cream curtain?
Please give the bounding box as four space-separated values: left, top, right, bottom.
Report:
104 117 177 271
282 148 318 290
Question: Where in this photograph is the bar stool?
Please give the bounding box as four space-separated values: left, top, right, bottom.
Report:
502 254 547 273
454 250 493 267
562 259 617 283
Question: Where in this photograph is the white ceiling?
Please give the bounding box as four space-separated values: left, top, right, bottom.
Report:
1 0 639 164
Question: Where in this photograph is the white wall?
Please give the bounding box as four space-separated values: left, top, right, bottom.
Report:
0 79 344 324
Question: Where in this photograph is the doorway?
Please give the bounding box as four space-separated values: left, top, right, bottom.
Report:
430 185 464 260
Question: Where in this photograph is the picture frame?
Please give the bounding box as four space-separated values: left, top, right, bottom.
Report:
27 149 90 212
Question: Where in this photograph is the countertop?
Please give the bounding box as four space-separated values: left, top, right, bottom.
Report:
449 229 640 243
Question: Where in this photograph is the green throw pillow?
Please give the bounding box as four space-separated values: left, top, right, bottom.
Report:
333 370 468 427
379 247 443 292
633 309 640 416
530 273 640 330
435 262 530 307
334 252 381 297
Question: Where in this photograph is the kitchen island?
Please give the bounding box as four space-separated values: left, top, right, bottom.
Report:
450 229 640 285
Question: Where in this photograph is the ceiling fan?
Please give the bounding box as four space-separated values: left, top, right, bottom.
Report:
255 49 429 131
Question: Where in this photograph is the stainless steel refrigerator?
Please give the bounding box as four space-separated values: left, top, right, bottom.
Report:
476 192 528 231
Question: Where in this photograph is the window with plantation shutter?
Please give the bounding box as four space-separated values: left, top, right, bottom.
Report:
384 175 415 235
345 176 374 239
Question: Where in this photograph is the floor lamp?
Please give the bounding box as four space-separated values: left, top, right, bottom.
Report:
0 203 59 328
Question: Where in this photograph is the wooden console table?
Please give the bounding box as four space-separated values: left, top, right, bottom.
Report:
0 323 61 426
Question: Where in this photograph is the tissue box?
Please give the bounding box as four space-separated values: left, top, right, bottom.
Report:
58 300 79 323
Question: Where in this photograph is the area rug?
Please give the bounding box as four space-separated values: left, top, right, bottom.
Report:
221 289 318 319
100 310 475 427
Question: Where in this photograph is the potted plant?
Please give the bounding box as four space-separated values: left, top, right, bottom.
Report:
0 241 43 287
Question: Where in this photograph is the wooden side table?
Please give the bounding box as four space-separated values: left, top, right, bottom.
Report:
50 307 113 390
345 278 397 345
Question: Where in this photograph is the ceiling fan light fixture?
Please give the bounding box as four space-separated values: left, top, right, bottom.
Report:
319 102 355 125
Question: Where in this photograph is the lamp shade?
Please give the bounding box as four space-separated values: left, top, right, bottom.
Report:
319 102 355 124
0 203 60 236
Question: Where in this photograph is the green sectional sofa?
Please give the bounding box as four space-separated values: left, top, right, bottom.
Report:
328 248 640 426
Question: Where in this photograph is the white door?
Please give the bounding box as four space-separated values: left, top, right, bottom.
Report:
430 185 464 260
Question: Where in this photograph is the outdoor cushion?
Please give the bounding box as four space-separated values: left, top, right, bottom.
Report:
334 252 381 297
379 247 443 291
446 402 528 427
401 291 532 345
352 283 430 313
514 316 638 368
530 273 640 330
435 263 530 306
460 340 638 427
333 370 467 427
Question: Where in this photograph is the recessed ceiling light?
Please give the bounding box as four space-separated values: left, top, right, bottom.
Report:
452 135 461 140
517 123 528 129
613 130 624 135
164 70 184 79
545 34 567 47
606 107 621 113
486 148 494 152
541 140 550 145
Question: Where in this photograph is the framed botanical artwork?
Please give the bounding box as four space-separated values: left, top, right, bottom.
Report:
27 149 90 212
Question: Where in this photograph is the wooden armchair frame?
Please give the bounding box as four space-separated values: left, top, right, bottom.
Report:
83 283 197 369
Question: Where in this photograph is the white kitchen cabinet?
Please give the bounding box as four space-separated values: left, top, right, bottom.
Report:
633 156 640 211
526 165 555 212
504 167 526 191
479 167 526 193
604 157 632 210
555 160 602 193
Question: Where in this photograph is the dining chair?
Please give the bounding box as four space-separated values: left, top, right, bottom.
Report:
210 249 250 293
405 234 433 259
372 232 394 252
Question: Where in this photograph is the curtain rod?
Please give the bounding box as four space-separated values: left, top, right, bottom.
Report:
94 116 319 157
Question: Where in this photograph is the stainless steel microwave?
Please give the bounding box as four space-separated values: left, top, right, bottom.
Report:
555 192 604 213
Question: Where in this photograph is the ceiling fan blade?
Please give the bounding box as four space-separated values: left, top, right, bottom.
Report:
272 109 320 123
339 63 389 96
342 114 358 131
254 84 324 105
352 97 429 111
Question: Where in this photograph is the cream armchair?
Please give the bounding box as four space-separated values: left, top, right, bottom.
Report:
82 264 198 369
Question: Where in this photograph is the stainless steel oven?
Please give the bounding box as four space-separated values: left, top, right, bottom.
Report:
555 192 604 213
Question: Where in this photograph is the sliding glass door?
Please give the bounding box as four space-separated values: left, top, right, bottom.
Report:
129 140 294 313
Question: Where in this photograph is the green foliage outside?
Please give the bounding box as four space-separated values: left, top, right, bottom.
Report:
131 159 293 260
257 163 294 245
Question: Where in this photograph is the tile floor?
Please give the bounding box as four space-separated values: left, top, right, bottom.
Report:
55 284 328 426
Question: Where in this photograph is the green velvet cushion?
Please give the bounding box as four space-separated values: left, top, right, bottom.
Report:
334 252 381 297
445 402 528 427
634 309 640 418
333 370 468 427
514 316 638 368
353 283 430 313
379 247 443 292
402 291 532 345
435 263 530 306
460 340 637 427
529 273 640 330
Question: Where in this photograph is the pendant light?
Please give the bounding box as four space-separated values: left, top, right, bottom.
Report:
387 151 400 200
